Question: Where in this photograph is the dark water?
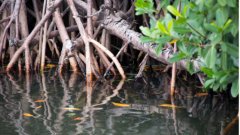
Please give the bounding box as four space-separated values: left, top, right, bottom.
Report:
0 71 238 135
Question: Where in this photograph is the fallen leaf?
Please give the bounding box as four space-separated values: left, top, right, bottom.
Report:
195 93 208 97
23 113 34 117
34 100 45 103
73 117 81 120
159 104 182 108
45 64 57 68
112 102 130 107
63 108 81 111
36 106 42 109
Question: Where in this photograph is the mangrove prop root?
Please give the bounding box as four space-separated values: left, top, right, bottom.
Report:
1 0 202 82
53 8 78 73
67 0 92 81
6 0 63 72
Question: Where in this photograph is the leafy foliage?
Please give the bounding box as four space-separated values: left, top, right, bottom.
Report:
135 0 238 97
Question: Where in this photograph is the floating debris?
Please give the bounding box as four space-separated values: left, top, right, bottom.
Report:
36 106 42 109
112 102 130 107
73 117 81 120
34 100 45 103
45 64 57 69
23 113 34 117
159 104 183 108
63 108 81 111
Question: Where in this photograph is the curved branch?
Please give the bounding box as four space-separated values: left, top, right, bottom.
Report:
89 38 126 79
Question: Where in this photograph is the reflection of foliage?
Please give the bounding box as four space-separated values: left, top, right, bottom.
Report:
135 0 238 97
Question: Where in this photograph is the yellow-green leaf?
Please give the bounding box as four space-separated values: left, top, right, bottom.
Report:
156 21 169 35
167 20 173 32
169 39 178 44
167 5 183 18
223 19 232 30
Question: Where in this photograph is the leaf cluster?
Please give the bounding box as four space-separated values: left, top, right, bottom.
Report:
135 0 238 97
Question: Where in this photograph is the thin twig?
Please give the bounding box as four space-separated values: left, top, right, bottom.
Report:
103 42 129 77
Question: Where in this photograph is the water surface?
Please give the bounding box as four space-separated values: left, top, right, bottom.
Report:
0 72 238 135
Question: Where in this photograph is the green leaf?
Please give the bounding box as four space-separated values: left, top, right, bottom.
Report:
201 67 214 77
225 43 239 57
209 33 222 45
163 14 173 24
216 8 228 26
230 23 238 37
187 19 205 36
221 52 228 70
177 42 187 54
175 17 187 24
140 26 151 36
217 0 227 6
151 29 161 39
182 3 191 17
173 25 191 34
187 46 198 57
160 0 170 8
167 5 183 18
167 20 173 32
204 79 215 88
205 0 214 8
149 19 156 29
186 61 196 75
219 74 229 83
140 36 154 43
205 45 217 69
155 44 163 55
231 57 239 67
155 36 172 44
156 21 169 35
169 52 186 63
213 83 220 91
135 0 155 15
231 79 239 97
204 23 219 33
221 43 227 52
227 0 236 7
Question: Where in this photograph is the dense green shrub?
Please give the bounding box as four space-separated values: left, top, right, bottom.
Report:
135 0 238 97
